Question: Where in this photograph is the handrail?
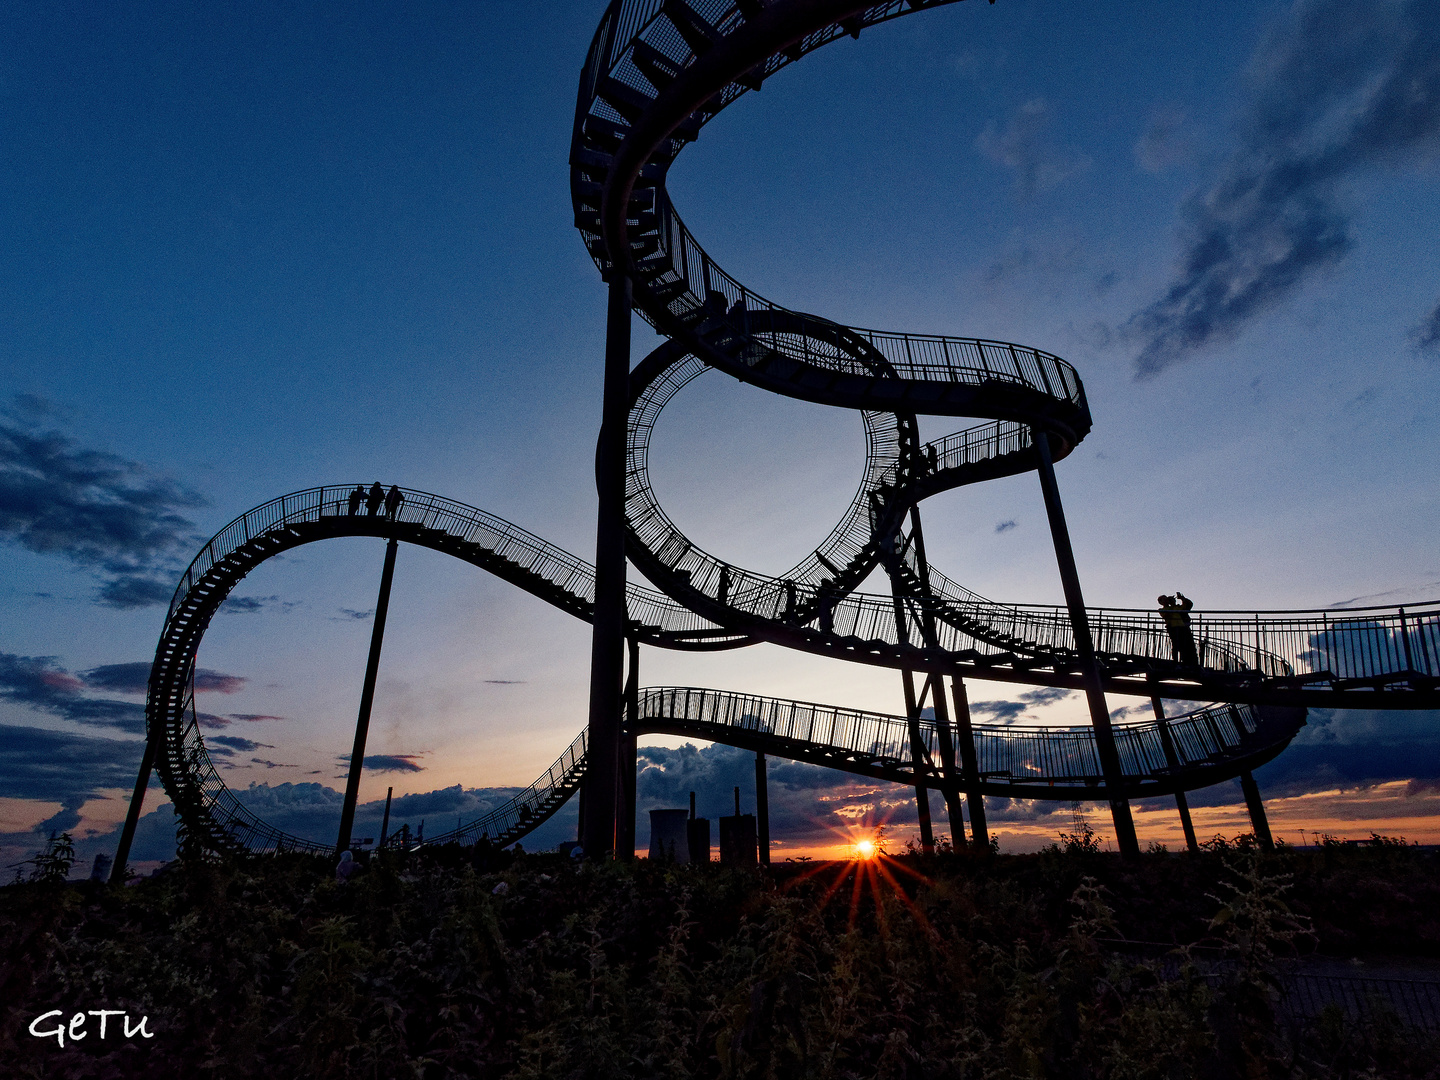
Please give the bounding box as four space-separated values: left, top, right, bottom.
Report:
632 686 1278 788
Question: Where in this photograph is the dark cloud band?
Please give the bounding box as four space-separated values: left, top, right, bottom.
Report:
0 403 206 608
1126 0 1440 375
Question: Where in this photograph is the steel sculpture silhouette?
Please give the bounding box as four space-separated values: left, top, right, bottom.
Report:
115 1 1439 877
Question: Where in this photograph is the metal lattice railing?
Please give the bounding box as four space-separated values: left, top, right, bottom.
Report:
637 687 1274 788
426 729 589 848
164 485 729 641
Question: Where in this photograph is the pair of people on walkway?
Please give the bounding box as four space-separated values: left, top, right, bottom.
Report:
346 483 404 518
1158 591 1200 667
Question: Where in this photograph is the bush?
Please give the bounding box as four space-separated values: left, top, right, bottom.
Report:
1 843 1437 1078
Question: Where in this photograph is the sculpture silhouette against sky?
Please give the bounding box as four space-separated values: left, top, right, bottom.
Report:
110 1 1440 878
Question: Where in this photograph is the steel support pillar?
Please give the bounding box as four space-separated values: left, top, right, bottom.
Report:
1240 771 1274 851
110 723 160 883
755 752 770 864
379 787 393 849
583 272 632 859
898 506 967 849
926 674 968 848
337 536 399 854
1149 688 1198 853
618 636 639 860
950 677 989 851
1032 429 1140 857
899 669 935 854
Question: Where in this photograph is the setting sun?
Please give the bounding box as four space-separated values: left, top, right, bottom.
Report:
854 839 877 860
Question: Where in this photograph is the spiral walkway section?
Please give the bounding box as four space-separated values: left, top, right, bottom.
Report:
574 0 1440 706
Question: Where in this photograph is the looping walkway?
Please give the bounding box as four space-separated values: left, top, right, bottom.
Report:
140 1 1438 858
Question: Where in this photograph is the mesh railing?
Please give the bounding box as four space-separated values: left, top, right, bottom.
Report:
642 190 1087 402
625 351 899 595
426 729 590 848
573 2 1086 411
164 486 728 640
637 687 1272 787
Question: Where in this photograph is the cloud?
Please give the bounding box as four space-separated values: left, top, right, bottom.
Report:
981 241 1083 287
223 594 301 615
0 652 147 735
0 723 145 806
994 519 1017 533
195 670 248 694
1327 579 1440 608
334 607 373 621
1125 0 1440 376
1133 105 1193 174
1110 702 1154 721
976 98 1091 199
208 735 274 752
1164 707 1440 804
0 403 206 606
75 662 245 695
983 796 1065 822
484 679 527 684
0 652 257 738
960 686 1076 725
97 575 176 609
75 662 153 694
336 753 426 775
1411 297 1440 354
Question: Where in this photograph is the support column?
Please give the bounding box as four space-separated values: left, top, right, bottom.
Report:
1239 771 1274 851
755 752 770 864
898 505 968 849
900 669 935 854
110 724 160 883
926 672 968 849
1150 688 1198 854
583 272 632 859
1032 429 1139 857
618 636 639 861
379 787 393 849
337 536 399 854
950 677 989 851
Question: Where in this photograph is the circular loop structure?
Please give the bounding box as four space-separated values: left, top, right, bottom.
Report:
142 0 1440 858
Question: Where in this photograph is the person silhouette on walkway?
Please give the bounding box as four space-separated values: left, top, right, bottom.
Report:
1159 592 1200 667
927 444 939 474
366 481 384 516
782 580 798 624
385 485 404 519
348 485 365 516
815 577 839 635
717 564 732 606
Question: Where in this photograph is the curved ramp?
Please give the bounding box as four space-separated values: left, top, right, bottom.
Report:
145 485 1424 856
142 0 1439 857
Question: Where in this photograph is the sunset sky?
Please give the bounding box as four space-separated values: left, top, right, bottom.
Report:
2 0 1438 870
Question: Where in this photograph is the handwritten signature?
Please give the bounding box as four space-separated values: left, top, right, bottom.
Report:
29 1010 154 1048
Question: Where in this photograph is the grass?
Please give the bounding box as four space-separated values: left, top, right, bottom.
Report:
2 838 1438 1078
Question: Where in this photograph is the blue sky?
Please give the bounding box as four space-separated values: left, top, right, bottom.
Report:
2 0 1439 867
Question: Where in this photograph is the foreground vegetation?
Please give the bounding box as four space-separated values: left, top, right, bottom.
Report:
2 837 1438 1079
